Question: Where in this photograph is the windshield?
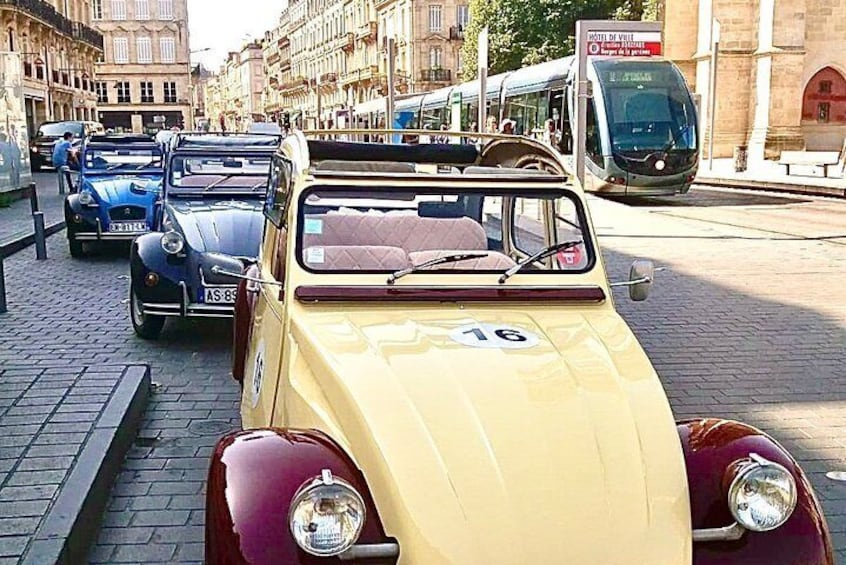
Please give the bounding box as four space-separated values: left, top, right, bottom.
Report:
84 147 163 171
169 154 271 194
297 187 593 274
38 122 83 137
595 60 697 153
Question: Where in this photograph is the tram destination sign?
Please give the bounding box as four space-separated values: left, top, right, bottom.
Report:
586 31 663 57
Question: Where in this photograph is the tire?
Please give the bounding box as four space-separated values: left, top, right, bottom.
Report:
68 238 85 258
130 282 165 339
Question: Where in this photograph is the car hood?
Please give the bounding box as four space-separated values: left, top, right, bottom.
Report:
84 176 161 208
288 306 692 564
167 198 264 257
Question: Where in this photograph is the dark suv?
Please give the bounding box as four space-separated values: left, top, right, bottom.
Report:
29 120 105 171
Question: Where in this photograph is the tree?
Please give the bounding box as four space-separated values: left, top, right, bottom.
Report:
460 0 660 80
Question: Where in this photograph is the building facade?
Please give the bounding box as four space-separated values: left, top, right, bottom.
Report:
200 42 264 132
273 0 468 127
664 0 846 160
1 0 103 134
91 0 190 133
190 62 212 129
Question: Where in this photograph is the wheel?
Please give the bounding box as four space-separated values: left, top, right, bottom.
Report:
130 282 165 339
68 238 86 258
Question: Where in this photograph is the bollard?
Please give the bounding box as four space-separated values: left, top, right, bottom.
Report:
57 167 67 195
28 182 39 213
33 212 47 260
0 256 6 314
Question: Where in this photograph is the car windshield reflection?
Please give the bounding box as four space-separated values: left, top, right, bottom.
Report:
168 155 271 195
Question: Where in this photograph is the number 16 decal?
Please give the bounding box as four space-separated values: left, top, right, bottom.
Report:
450 323 540 349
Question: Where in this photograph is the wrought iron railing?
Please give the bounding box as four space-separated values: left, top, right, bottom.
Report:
420 68 451 82
0 0 103 50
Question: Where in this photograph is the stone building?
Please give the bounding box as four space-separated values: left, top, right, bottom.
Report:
201 42 264 132
91 0 190 133
0 0 103 134
262 17 289 124
273 0 469 127
664 0 846 160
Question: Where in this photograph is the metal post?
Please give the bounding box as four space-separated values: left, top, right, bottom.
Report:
386 38 396 143
574 21 588 190
57 168 66 195
707 20 721 170
316 76 322 133
28 182 39 213
477 27 489 136
0 256 6 314
33 212 47 260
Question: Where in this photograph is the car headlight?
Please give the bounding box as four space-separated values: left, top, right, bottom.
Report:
78 191 96 206
727 453 797 532
31 146 39 154
160 231 184 255
289 469 365 556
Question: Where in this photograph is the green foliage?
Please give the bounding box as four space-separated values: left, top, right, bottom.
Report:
461 0 661 80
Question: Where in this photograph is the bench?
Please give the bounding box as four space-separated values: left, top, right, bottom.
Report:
779 139 846 177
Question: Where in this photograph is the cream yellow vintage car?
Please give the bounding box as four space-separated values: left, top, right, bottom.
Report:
205 130 833 564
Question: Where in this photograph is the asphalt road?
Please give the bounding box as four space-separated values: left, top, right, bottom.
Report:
1 184 843 562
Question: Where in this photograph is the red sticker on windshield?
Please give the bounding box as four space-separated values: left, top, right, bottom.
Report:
556 246 583 268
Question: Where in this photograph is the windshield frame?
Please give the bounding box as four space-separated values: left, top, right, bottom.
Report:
38 121 84 138
294 184 597 278
166 150 274 198
594 59 698 155
82 144 164 174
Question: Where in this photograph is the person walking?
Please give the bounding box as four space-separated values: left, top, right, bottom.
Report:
52 131 77 192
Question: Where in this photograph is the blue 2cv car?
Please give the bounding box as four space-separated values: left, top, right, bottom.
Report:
64 134 164 257
129 133 280 339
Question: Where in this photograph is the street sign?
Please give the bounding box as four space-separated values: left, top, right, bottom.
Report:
586 31 662 57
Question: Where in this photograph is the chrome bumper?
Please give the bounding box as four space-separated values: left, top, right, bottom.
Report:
71 217 148 241
140 281 234 318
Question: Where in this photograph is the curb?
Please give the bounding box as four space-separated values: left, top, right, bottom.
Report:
695 176 846 199
22 365 151 565
0 221 66 258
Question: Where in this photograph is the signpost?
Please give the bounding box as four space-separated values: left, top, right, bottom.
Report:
574 21 663 189
477 27 489 137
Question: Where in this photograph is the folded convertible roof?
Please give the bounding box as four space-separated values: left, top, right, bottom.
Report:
88 134 155 144
306 140 480 166
175 133 281 148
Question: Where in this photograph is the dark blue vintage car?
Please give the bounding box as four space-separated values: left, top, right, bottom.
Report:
129 133 280 339
64 134 164 257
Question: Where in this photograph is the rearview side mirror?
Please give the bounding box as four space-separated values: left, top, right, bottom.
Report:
628 259 655 301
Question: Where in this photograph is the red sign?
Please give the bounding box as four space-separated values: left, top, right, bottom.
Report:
586 31 663 57
556 246 583 269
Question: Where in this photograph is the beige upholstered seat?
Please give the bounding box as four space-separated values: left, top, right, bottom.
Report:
302 214 488 253
408 250 516 270
303 245 411 271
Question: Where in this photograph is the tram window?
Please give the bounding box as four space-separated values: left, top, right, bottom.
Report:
586 100 602 160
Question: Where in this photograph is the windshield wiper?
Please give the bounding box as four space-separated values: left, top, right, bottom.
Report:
498 240 582 284
202 175 238 191
387 252 489 285
660 124 692 154
136 160 162 170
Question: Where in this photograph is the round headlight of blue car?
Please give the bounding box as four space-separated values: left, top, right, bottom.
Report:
78 191 96 206
160 231 185 255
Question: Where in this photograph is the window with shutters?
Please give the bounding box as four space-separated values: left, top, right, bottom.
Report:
159 37 175 63
158 0 173 20
136 0 149 19
95 81 108 103
136 37 152 63
112 0 126 20
116 81 131 103
429 5 442 32
92 0 103 20
140 81 154 103
113 37 129 63
163 81 177 103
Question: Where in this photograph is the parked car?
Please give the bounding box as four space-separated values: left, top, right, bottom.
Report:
204 130 834 564
64 134 164 258
128 132 281 339
29 120 105 170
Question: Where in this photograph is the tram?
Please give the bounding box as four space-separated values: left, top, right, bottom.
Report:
352 56 699 196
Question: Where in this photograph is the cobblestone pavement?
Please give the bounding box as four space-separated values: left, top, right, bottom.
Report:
0 174 65 245
0 186 843 562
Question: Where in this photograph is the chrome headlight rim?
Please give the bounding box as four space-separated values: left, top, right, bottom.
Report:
727 453 798 532
288 469 366 557
78 190 97 206
160 230 184 255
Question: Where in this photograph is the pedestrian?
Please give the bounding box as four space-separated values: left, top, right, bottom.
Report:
485 115 498 134
7 125 21 188
52 131 77 192
467 121 479 145
436 123 450 144
0 133 13 189
499 119 516 135
542 118 561 149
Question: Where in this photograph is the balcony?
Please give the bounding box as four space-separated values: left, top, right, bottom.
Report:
420 68 451 82
341 32 355 53
319 72 337 84
449 26 464 41
267 51 281 65
356 21 377 43
280 76 309 92
0 0 104 51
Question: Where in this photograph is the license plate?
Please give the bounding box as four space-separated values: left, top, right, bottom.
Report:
202 287 238 304
109 221 147 233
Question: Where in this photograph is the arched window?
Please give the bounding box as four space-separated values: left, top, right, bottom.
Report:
802 66 846 124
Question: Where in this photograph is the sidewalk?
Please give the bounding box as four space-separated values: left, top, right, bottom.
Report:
696 158 846 198
0 174 67 248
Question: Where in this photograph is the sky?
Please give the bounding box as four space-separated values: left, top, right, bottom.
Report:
188 0 286 71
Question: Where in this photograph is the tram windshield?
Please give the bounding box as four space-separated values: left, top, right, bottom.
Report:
595 60 697 154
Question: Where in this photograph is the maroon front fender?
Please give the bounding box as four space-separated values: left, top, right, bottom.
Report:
231 264 260 384
206 428 395 565
679 419 834 564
